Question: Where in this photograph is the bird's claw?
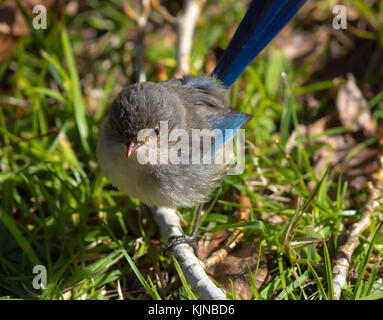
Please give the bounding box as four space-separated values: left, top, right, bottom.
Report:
167 233 198 254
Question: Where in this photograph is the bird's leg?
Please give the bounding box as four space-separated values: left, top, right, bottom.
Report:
167 203 204 251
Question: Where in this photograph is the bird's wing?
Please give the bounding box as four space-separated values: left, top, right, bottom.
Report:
208 110 252 152
162 76 252 152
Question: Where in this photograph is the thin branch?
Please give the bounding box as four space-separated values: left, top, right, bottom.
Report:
150 0 178 24
0 128 58 149
151 206 226 300
122 0 151 83
332 130 383 300
174 0 206 77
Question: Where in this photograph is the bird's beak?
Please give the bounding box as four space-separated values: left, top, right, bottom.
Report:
126 140 143 158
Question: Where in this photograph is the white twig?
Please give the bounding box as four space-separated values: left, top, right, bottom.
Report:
175 0 206 76
136 0 150 83
150 0 178 24
151 206 226 300
332 153 383 300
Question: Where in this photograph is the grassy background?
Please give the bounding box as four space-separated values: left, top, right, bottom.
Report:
0 0 383 299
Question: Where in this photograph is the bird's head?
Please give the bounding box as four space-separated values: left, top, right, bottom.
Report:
109 82 184 159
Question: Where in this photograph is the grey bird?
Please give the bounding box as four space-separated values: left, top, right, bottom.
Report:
97 0 307 246
97 76 250 246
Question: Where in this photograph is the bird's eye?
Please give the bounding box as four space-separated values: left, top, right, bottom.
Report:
154 127 160 136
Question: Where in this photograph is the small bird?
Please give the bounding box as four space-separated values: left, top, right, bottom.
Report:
97 0 306 247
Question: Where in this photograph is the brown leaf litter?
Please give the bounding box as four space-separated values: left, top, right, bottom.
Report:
297 73 378 190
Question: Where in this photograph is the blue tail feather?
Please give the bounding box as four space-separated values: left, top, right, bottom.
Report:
212 0 306 88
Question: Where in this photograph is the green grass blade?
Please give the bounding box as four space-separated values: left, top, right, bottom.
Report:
0 209 40 266
102 221 160 300
323 240 334 300
172 256 198 300
353 222 383 299
25 87 66 104
246 263 260 300
94 69 116 123
307 260 328 300
61 26 90 153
